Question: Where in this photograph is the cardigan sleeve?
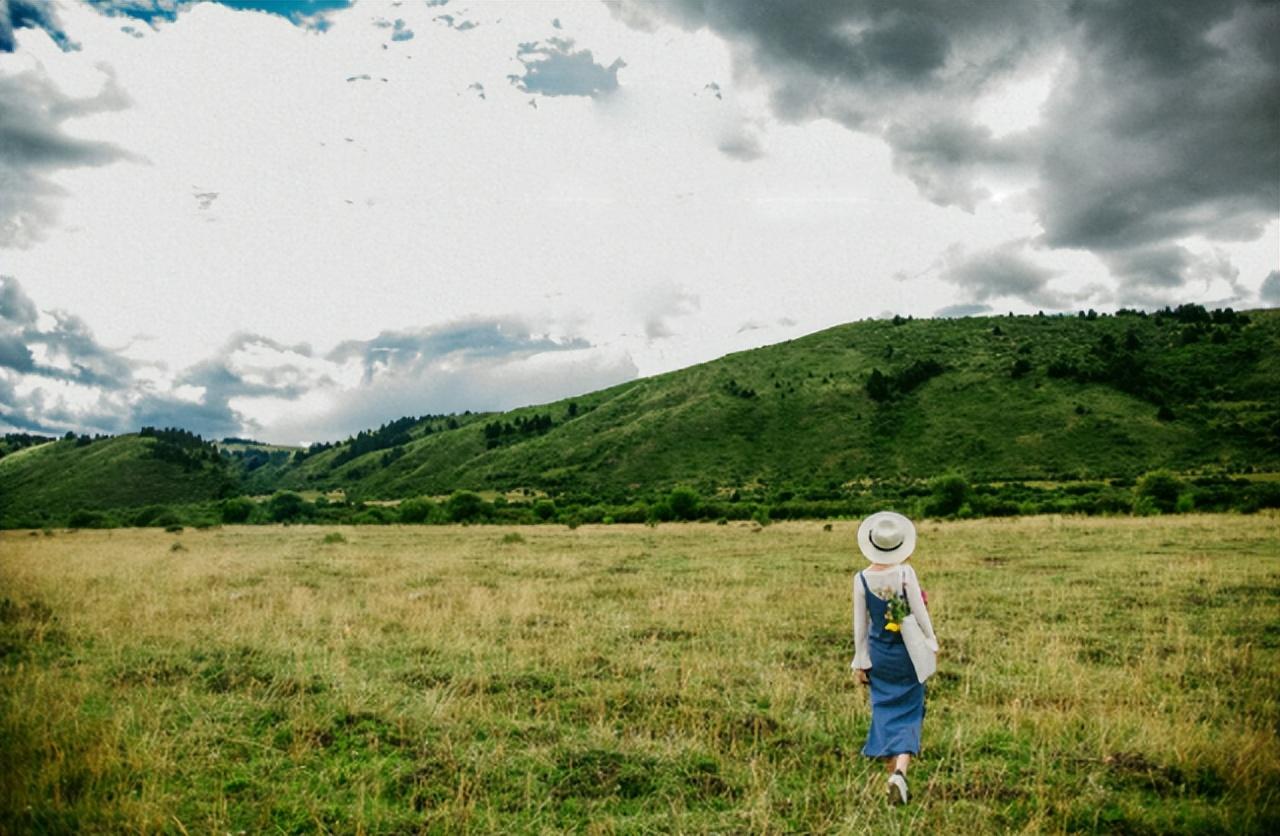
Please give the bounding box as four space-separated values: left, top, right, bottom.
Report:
902 564 939 652
851 572 871 669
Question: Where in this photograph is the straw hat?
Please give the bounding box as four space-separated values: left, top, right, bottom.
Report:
856 511 916 564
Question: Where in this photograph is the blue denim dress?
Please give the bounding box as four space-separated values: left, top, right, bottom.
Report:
860 571 925 757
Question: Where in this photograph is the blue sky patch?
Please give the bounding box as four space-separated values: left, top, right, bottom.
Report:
507 38 625 98
85 0 352 30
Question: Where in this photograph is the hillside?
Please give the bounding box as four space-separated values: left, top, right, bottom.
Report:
4 307 1278 523
0 430 235 528
256 307 1280 500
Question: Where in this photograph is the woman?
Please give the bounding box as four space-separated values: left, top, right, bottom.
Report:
851 511 938 805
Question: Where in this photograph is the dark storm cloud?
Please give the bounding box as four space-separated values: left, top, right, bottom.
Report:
1036 1 1279 259
508 38 625 98
0 67 138 248
0 0 78 52
1096 245 1246 307
938 242 1076 310
613 0 1280 299
884 118 1030 211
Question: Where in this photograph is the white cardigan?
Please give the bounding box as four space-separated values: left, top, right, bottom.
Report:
851 563 938 670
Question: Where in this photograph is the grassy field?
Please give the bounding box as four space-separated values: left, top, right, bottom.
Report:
2 515 1278 834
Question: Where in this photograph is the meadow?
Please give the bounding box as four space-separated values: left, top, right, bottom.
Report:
1 515 1278 834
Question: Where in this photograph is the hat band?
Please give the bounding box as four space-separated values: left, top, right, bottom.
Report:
869 535 902 552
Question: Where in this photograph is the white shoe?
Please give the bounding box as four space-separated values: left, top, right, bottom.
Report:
888 771 908 805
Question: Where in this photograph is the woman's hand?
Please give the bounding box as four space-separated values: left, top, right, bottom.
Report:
855 668 870 686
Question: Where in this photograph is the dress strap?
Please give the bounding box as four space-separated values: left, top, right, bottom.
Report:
859 570 870 593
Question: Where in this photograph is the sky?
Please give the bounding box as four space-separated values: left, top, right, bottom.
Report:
0 0 1277 445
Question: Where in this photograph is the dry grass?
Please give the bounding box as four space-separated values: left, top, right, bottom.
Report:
2 514 1278 833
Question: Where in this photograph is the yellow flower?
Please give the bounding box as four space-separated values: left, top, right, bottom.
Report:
885 622 901 632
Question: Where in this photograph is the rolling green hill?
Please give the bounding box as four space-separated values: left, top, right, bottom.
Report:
4 307 1278 524
0 432 235 528
259 307 1280 499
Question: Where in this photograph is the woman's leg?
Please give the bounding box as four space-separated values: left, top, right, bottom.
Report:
894 753 911 774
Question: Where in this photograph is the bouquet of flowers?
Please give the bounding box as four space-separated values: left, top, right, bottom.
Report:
875 586 911 632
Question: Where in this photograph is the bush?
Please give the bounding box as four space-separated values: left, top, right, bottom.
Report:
578 505 607 524
268 491 309 522
219 497 255 524
153 512 183 529
398 498 433 524
668 487 700 521
611 504 648 524
533 500 557 522
321 532 347 544
648 501 674 524
446 491 487 523
925 473 970 517
1134 470 1184 514
131 505 174 527
67 509 113 529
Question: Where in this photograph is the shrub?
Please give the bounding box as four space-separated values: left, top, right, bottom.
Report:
321 532 347 544
446 491 487 523
268 491 309 522
925 473 970 517
1134 470 1184 514
219 497 254 524
131 505 173 527
153 512 183 529
578 505 607 524
164 524 183 533
67 509 112 529
398 498 433 524
648 501 674 524
668 487 700 521
612 504 648 524
533 500 557 521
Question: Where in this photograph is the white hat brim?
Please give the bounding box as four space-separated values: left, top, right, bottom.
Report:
856 511 916 564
